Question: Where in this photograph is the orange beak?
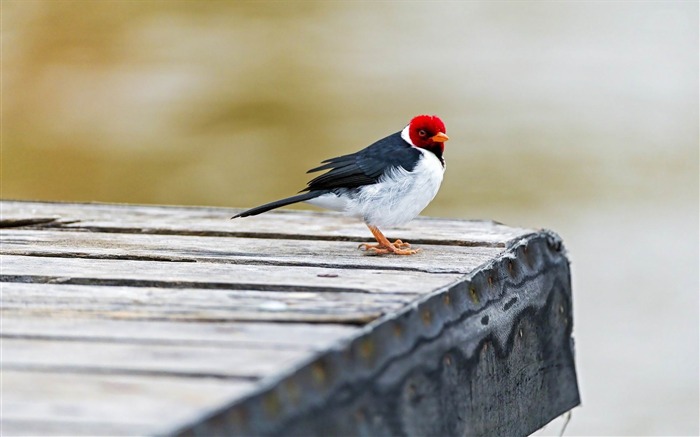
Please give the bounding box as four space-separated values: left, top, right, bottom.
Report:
431 132 449 143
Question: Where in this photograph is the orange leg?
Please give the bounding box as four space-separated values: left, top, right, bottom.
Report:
358 225 420 255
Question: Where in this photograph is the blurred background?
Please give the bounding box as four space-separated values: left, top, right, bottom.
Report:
3 1 698 435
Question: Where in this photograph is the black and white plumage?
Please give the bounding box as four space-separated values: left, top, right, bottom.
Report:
233 115 449 255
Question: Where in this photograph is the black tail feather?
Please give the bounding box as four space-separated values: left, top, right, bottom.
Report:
231 191 326 219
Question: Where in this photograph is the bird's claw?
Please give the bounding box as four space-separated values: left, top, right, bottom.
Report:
392 239 411 249
360 244 390 255
358 242 420 256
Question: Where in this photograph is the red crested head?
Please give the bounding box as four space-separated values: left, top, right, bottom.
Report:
407 115 449 151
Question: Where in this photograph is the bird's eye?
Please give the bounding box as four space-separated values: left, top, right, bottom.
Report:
418 129 427 137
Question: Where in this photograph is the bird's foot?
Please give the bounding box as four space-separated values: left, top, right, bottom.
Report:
358 243 392 255
358 241 420 256
360 226 421 255
391 239 411 249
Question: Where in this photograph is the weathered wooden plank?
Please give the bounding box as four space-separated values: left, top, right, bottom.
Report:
0 254 462 295
1 305 378 324
0 282 412 324
1 420 147 437
0 201 579 437
2 370 254 436
0 317 358 350
0 200 531 246
1 338 309 379
0 229 502 273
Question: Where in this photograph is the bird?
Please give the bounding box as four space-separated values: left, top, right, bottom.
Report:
232 114 449 255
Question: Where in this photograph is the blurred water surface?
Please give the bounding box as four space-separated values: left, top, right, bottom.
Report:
3 1 698 435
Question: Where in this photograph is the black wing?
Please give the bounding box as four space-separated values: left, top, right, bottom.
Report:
303 131 421 191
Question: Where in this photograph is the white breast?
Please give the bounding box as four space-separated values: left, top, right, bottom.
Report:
324 148 445 228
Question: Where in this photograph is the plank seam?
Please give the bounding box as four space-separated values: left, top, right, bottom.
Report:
0 364 261 381
0 251 467 274
0 334 318 350
0 310 375 325
26 223 507 248
0 276 378 294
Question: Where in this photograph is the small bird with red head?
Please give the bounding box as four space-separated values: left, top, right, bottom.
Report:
232 115 449 255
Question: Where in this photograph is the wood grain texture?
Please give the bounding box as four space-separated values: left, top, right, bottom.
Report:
0 254 463 295
0 282 413 324
2 338 311 379
0 201 579 436
0 229 502 273
2 370 254 436
0 318 358 349
0 200 529 246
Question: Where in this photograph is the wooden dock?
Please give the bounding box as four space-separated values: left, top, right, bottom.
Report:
0 200 579 436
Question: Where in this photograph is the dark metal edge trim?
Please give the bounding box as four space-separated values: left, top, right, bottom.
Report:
168 230 578 437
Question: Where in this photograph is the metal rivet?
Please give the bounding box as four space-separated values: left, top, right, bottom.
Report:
422 309 432 326
263 392 281 417
443 294 451 306
559 305 565 314
283 379 300 404
359 338 375 361
518 328 523 338
312 361 327 385
469 286 479 304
